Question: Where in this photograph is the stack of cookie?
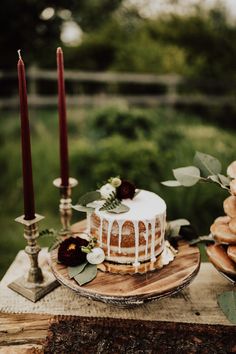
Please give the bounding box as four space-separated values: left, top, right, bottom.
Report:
206 161 236 278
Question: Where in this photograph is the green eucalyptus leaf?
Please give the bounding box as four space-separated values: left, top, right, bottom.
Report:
218 174 231 187
173 166 201 187
168 219 190 236
72 204 94 213
217 290 236 324
74 263 97 286
81 246 92 254
189 234 214 245
108 203 130 214
207 175 220 183
68 262 88 279
78 191 101 206
194 151 222 177
161 180 182 187
207 175 230 190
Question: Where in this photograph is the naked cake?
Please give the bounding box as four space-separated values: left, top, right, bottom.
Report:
87 189 166 266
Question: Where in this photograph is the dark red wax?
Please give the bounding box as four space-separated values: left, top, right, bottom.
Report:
57 47 69 187
17 56 36 220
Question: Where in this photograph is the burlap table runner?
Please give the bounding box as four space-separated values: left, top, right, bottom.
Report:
0 248 233 324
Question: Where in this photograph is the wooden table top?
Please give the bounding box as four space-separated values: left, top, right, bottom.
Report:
0 243 235 352
0 263 236 354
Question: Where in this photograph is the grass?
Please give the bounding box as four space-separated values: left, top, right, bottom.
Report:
0 106 235 279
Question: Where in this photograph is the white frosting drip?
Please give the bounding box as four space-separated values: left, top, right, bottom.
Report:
86 211 92 234
150 219 156 262
99 217 103 245
107 220 113 257
95 190 166 221
133 221 140 266
160 212 166 239
91 189 166 264
117 220 125 254
144 220 149 258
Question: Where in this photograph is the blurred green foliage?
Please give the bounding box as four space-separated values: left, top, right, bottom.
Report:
2 1 236 83
65 5 236 81
1 106 235 278
0 0 122 69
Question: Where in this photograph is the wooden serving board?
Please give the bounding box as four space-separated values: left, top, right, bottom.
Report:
50 221 200 306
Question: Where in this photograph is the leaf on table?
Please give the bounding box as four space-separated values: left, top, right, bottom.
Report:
161 180 182 187
173 166 201 187
74 264 97 286
193 151 222 177
217 290 236 324
68 262 88 279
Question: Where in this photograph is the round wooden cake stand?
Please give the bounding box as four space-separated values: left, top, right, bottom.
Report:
50 221 200 306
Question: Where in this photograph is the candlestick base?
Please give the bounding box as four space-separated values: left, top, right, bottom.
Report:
8 271 59 302
8 214 59 302
53 177 78 238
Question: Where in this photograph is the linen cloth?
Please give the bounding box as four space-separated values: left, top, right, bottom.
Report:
0 248 232 325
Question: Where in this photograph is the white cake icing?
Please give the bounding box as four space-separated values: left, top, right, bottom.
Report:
88 190 167 266
96 190 166 221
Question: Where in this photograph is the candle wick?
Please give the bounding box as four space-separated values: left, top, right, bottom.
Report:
18 49 22 60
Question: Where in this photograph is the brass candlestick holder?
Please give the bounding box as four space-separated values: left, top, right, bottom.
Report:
8 214 59 302
53 177 78 237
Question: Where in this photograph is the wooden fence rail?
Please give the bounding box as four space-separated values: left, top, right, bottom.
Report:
0 69 235 109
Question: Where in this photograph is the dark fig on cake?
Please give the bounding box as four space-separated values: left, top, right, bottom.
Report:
58 236 89 266
116 179 136 200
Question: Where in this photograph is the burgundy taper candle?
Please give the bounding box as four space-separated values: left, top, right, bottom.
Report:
57 47 69 187
17 50 35 220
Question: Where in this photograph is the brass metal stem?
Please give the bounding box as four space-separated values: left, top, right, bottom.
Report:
53 177 78 237
24 219 43 283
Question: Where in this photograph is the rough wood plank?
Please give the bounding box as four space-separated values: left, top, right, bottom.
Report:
0 313 50 346
0 344 43 353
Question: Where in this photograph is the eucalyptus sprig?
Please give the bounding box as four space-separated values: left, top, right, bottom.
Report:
98 190 129 213
72 175 133 215
39 228 57 239
162 151 231 191
38 228 61 252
